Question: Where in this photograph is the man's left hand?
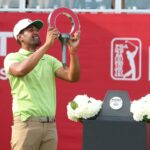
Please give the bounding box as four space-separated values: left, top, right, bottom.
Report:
67 30 80 55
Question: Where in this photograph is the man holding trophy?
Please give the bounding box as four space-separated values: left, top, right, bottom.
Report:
4 8 80 150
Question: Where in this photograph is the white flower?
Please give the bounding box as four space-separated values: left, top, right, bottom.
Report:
67 94 103 122
130 94 150 122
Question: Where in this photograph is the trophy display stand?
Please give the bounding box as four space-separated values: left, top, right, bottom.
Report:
82 90 150 150
98 90 133 121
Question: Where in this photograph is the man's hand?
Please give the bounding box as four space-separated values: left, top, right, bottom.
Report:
67 30 81 55
45 27 60 48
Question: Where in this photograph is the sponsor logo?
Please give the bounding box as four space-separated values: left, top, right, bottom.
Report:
0 32 13 80
0 67 7 80
111 38 142 81
0 32 13 56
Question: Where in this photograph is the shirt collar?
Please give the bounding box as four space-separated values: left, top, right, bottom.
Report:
18 49 33 56
18 48 45 60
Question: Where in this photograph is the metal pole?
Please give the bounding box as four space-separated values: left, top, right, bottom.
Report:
19 0 26 11
115 0 122 13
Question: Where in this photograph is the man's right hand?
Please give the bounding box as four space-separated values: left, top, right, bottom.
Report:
45 27 60 49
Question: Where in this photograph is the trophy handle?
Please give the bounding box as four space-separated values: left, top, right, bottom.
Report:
59 33 70 67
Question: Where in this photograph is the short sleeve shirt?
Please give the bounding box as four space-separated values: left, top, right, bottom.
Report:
4 49 62 121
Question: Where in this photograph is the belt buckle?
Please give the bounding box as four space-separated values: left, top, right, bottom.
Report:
39 117 47 123
47 117 50 122
39 117 55 123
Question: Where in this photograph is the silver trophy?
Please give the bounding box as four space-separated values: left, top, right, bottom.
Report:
48 7 80 67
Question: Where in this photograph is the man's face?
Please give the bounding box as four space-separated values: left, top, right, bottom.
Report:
18 25 41 48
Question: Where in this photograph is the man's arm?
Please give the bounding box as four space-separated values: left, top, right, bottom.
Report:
9 27 59 77
55 31 80 82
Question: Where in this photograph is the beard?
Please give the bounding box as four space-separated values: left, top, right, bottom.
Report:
31 35 41 47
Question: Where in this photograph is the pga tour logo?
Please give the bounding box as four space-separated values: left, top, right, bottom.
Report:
111 38 142 81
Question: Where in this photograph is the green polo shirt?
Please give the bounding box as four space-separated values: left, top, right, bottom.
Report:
4 49 62 121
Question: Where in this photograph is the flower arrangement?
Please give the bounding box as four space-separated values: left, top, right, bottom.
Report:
67 94 103 122
130 94 150 122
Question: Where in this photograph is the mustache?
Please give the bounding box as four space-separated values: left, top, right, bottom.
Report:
32 34 40 39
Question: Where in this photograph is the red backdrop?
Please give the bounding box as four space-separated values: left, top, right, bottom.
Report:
1 12 150 150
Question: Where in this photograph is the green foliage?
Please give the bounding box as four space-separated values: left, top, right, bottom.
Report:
71 101 78 110
143 115 150 122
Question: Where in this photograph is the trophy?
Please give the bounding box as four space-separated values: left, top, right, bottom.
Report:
48 7 80 67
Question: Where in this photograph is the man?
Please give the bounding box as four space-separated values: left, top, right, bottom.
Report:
4 18 80 150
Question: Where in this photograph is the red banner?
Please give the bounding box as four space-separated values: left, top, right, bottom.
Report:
1 12 150 150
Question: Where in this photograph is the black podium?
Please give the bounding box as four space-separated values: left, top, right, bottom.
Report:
83 120 150 150
82 91 150 150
